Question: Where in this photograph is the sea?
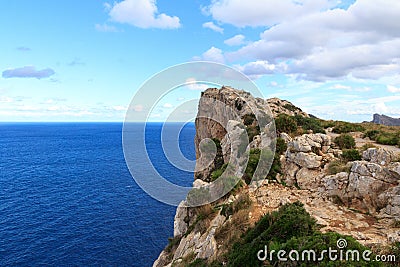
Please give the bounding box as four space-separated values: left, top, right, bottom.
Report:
0 122 196 266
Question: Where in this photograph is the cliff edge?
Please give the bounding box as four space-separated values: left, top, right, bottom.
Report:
154 87 400 267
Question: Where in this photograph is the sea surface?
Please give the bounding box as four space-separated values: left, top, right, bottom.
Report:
0 123 195 266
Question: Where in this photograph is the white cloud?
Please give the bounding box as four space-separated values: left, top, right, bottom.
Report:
202 22 224 33
108 0 180 29
195 47 225 63
0 96 13 103
224 34 245 46
235 60 275 79
205 0 336 27
222 0 400 81
185 78 210 91
95 23 120 32
113 105 127 111
372 102 388 114
387 85 400 93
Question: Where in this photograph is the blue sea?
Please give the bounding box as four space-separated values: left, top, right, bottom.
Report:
0 123 195 266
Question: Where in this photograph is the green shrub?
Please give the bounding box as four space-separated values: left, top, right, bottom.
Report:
283 103 301 112
211 163 229 181
246 125 260 142
342 149 362 161
212 202 384 267
275 137 287 155
332 122 365 133
327 160 351 175
294 115 325 134
334 134 356 149
187 258 207 267
365 130 380 140
376 132 399 146
275 114 297 134
243 149 261 184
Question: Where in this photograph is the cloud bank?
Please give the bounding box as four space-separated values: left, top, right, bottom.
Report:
2 66 55 79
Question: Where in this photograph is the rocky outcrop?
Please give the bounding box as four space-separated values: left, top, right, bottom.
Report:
194 86 274 182
371 113 400 126
319 148 400 216
267 97 309 118
154 87 400 267
281 133 335 189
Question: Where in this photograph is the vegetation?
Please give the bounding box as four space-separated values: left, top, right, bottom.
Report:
211 202 383 267
327 160 351 175
334 134 356 149
283 103 301 112
361 124 400 147
331 121 365 134
218 194 252 218
294 115 325 134
341 149 362 161
275 114 297 134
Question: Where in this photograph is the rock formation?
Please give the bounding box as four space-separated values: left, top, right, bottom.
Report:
371 113 400 126
154 87 400 267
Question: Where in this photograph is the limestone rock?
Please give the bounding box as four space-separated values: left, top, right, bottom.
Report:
174 201 189 237
362 148 395 166
286 151 322 169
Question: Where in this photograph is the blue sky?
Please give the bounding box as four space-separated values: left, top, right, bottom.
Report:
1 0 400 122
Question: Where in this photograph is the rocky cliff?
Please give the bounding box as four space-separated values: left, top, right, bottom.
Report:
154 87 400 267
372 114 400 126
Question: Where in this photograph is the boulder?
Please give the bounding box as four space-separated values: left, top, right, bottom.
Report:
362 148 395 166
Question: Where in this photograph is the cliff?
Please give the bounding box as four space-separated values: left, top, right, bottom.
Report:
372 114 400 126
154 87 400 267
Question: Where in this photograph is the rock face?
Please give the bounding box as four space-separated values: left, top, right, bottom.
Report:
194 86 275 182
154 87 400 267
319 148 400 216
371 113 400 126
282 133 333 189
267 97 309 118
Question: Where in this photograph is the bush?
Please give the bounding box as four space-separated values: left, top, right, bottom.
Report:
334 134 356 149
275 114 297 134
283 103 301 112
275 137 287 155
243 149 261 184
294 115 325 134
332 122 365 133
376 132 399 146
212 202 383 267
365 130 380 140
342 149 362 162
327 160 351 175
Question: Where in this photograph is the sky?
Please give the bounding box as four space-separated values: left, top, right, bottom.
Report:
1 0 400 122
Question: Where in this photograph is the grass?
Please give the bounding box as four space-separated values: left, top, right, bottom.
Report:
327 160 351 175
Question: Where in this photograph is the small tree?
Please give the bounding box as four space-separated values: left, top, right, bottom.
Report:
334 134 356 149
